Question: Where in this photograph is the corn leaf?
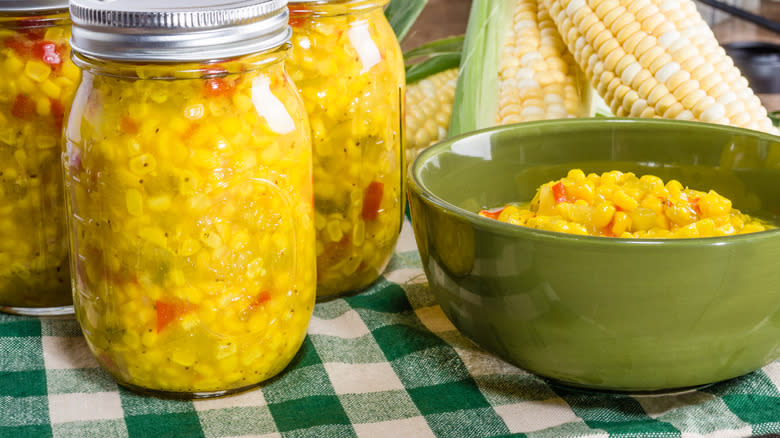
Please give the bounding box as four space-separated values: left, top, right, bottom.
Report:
403 36 464 61
770 110 779 128
384 0 428 41
406 53 461 84
404 36 464 85
448 0 514 136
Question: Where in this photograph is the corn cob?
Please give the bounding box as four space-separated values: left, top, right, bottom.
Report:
496 0 590 124
450 0 591 135
541 0 778 134
405 67 458 163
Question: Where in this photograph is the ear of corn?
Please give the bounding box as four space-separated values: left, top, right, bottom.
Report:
405 67 459 163
450 0 592 136
401 35 464 163
541 0 779 134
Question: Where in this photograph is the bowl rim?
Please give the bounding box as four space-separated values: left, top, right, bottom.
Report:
409 118 780 248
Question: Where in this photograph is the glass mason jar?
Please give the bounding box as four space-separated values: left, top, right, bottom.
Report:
0 1 79 315
65 0 316 398
286 0 405 299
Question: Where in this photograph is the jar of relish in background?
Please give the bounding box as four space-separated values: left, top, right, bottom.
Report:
0 1 79 315
286 0 405 299
66 0 315 398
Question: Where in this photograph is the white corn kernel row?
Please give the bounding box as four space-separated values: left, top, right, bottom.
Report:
405 67 458 163
497 0 589 124
542 0 778 134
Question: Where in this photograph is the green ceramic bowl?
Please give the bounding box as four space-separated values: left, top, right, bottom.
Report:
407 118 780 392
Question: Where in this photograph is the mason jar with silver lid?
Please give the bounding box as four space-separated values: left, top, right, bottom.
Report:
66 0 316 398
0 0 79 315
285 0 406 299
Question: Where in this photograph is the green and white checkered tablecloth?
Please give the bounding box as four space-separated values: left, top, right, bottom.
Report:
2 221 780 438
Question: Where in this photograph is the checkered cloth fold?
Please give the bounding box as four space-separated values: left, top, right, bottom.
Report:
2 222 779 438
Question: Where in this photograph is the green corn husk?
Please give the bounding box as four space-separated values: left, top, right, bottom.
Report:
384 0 427 42
448 0 514 137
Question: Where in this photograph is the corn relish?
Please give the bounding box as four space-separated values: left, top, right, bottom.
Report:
0 11 78 313
65 52 316 395
65 0 316 396
286 0 405 298
480 169 774 238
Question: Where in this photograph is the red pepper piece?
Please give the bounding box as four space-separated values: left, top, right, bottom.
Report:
689 197 701 215
120 116 139 135
288 5 309 27
249 291 271 310
203 66 235 97
552 182 570 204
156 300 196 333
32 41 62 66
204 78 235 97
11 94 35 119
361 181 384 220
479 207 505 220
4 37 30 56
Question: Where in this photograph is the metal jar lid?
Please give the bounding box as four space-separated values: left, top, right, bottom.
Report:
69 0 290 62
0 0 68 13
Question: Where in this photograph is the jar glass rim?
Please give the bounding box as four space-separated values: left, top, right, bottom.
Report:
71 42 290 79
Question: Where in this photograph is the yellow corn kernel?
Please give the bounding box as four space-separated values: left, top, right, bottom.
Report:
592 202 616 229
567 168 586 181
233 94 254 113
147 195 171 211
666 179 683 199
201 231 223 249
699 190 732 218
36 136 57 149
171 349 196 367
179 238 201 257
641 195 663 215
126 189 143 216
612 189 639 211
16 75 36 94
184 103 205 120
568 181 595 203
43 27 65 41
61 60 81 83
569 200 591 224
630 207 656 231
665 202 694 226
138 227 167 248
40 80 61 99
247 258 266 279
36 98 52 117
129 154 157 175
612 211 631 235
4 54 24 73
24 60 51 82
326 220 343 242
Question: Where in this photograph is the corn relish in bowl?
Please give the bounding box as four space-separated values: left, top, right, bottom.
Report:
479 169 774 238
408 118 780 392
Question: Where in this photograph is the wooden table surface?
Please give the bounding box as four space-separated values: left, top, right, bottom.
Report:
405 0 780 112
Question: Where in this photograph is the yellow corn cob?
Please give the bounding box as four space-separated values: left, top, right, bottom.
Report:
450 0 592 136
405 67 458 163
497 0 590 124
541 0 779 134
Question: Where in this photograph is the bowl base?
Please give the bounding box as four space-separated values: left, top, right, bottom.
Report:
543 376 715 397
